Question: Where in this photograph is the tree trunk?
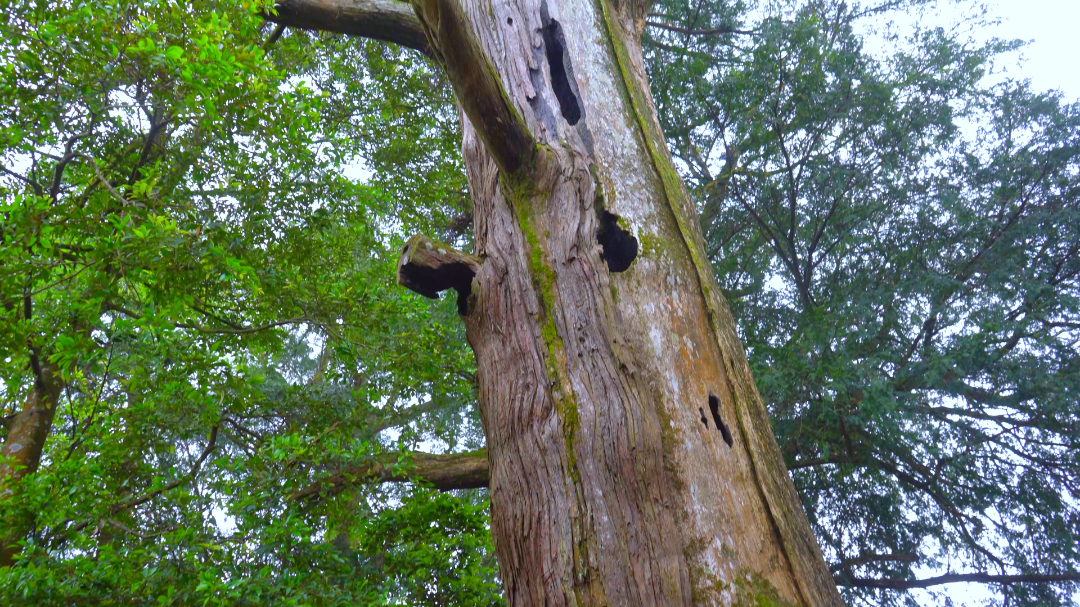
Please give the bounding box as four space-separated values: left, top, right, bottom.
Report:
0 363 63 567
382 0 846 604
275 0 845 602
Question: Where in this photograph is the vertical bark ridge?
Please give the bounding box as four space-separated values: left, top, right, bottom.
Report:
462 131 575 604
533 149 689 606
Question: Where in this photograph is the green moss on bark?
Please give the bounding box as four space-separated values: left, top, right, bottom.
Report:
501 173 581 483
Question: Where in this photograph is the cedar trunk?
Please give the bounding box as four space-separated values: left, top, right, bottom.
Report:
395 0 845 604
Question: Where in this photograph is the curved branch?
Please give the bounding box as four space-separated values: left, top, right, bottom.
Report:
266 0 432 56
839 572 1080 590
290 449 489 501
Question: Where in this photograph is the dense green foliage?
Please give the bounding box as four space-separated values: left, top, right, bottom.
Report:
0 0 494 604
1 0 1076 605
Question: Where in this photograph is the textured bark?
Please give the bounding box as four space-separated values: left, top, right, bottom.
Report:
272 0 845 603
0 364 63 567
403 0 844 603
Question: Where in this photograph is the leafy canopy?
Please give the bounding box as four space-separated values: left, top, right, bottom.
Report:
1 0 494 604
1 0 1077 606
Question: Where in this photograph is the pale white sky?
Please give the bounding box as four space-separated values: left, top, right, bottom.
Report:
858 0 1079 101
982 0 1080 100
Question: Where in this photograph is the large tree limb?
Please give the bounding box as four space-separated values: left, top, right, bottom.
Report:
266 0 431 55
290 450 489 501
266 0 534 174
838 571 1080 590
409 0 536 174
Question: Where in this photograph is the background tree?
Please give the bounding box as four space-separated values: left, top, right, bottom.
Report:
1 0 496 602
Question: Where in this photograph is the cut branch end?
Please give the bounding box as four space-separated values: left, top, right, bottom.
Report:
397 235 481 315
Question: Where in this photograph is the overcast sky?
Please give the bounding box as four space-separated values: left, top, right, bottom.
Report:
986 0 1079 100
932 0 1079 100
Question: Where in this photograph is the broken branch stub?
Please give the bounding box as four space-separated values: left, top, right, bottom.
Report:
397 234 481 315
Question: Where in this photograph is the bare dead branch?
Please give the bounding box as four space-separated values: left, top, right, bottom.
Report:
74 154 133 207
645 20 756 36
831 551 918 571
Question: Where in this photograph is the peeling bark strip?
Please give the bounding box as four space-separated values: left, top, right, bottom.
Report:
269 0 843 604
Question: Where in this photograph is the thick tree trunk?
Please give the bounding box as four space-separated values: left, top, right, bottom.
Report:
388 0 845 604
